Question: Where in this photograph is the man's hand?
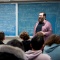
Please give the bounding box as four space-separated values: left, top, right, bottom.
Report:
40 31 45 35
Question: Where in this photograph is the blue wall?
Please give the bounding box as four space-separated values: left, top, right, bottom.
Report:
0 4 16 36
0 2 60 36
18 2 60 36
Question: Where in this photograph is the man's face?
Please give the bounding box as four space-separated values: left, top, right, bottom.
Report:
38 13 44 23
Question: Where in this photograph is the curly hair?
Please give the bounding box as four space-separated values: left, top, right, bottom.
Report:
19 31 30 40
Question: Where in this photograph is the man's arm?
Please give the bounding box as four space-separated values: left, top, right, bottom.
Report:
33 22 39 36
40 22 52 36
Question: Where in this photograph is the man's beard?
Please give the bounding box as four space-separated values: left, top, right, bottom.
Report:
38 17 44 23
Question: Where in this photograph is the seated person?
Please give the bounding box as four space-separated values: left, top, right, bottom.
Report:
0 45 27 60
43 34 60 60
19 31 31 52
7 39 24 51
25 32 51 60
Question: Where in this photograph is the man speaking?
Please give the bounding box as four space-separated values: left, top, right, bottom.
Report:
33 12 52 41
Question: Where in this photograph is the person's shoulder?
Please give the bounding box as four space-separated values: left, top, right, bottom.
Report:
46 20 51 24
35 21 39 24
44 20 51 26
39 54 51 60
54 44 60 50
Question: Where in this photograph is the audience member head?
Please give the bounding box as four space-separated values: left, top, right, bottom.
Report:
31 32 44 50
19 31 30 40
0 31 5 41
0 45 27 60
7 39 24 51
44 34 60 46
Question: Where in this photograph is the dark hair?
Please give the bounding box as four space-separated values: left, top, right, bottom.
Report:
7 39 24 51
31 33 44 50
44 34 60 46
0 31 5 40
19 31 30 40
43 12 46 17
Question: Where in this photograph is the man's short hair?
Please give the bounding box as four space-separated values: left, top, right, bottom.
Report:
31 33 44 50
43 12 46 17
